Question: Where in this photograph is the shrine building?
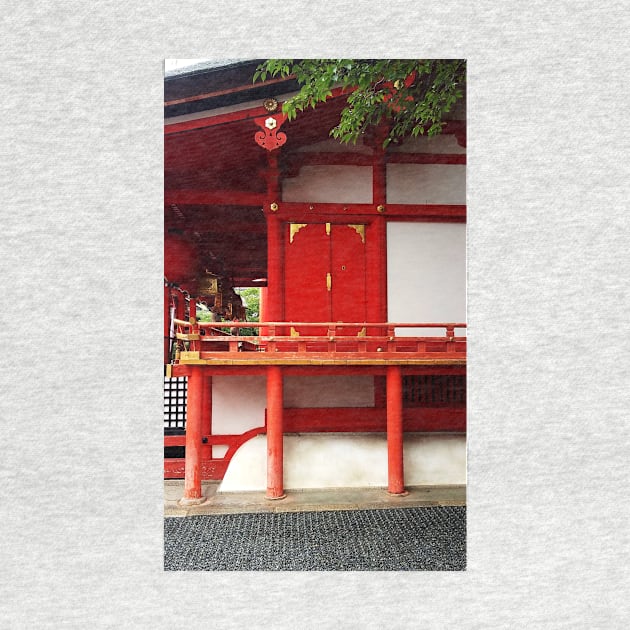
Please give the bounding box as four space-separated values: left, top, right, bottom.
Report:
164 60 466 504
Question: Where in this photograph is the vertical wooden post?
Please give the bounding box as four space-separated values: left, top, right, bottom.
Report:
201 375 212 457
372 125 387 206
259 286 268 337
387 365 407 495
188 296 197 323
176 291 186 322
164 285 171 364
265 150 284 331
180 366 205 505
266 365 286 499
266 213 283 328
370 125 388 331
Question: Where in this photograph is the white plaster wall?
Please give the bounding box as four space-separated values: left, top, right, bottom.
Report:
386 164 465 204
282 165 372 203
212 376 267 437
387 222 466 336
388 133 466 154
219 433 466 491
284 375 374 408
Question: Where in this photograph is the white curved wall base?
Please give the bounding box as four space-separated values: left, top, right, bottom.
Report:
218 433 466 492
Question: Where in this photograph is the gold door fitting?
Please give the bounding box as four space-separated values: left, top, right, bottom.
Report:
326 272 331 291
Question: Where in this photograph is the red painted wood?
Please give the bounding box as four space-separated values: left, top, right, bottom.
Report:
374 376 387 408
387 365 405 494
172 365 463 380
164 233 198 284
383 204 466 219
266 214 284 327
164 458 228 480
254 113 288 151
165 75 295 107
331 224 367 334
165 189 265 206
284 224 369 335
201 375 212 452
165 104 274 135
183 367 203 499
291 152 373 168
153 406 464 437
175 292 186 322
165 428 266 480
386 153 466 165
266 366 285 499
164 87 354 135
273 201 466 221
164 285 171 364
372 136 386 205
282 147 465 171
265 152 281 199
284 223 331 334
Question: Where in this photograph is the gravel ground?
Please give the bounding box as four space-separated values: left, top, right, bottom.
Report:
164 506 466 571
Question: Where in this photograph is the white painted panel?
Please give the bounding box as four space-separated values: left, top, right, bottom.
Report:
386 164 465 204
284 376 374 408
212 376 266 435
282 165 372 203
387 222 466 336
219 433 466 491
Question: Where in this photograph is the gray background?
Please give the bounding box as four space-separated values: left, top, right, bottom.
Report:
1 1 629 627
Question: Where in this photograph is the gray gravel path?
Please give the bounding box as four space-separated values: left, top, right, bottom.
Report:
164 506 466 571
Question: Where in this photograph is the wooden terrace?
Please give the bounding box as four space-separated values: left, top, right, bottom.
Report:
169 320 467 368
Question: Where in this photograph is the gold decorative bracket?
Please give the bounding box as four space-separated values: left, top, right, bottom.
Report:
357 327 366 337
289 223 307 243
290 327 300 337
325 222 331 235
347 224 366 243
326 272 332 291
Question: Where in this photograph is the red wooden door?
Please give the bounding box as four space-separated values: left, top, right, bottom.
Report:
284 222 367 336
331 224 367 335
284 223 330 334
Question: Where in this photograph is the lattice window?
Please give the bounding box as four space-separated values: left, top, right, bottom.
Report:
403 374 466 407
164 376 187 432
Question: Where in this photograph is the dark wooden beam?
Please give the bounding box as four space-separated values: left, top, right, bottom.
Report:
165 190 266 206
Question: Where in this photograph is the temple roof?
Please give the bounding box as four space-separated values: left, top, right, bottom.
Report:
164 59 300 118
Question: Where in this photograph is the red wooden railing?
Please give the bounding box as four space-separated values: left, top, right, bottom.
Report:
172 319 466 360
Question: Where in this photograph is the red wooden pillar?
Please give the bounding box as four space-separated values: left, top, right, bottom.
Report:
265 150 283 328
266 213 283 325
259 286 268 337
175 291 186 322
180 366 206 505
266 365 286 499
372 125 387 206
164 285 171 364
387 365 407 495
201 375 212 456
188 296 197 323
369 125 388 329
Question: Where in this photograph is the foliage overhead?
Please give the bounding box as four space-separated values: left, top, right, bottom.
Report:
254 59 465 147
